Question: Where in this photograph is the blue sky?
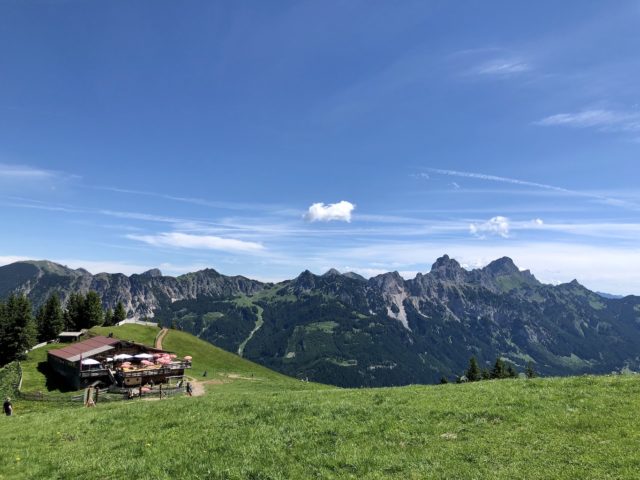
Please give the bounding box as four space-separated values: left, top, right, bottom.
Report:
1 1 639 294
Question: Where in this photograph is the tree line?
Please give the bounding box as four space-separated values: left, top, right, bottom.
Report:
0 292 127 366
440 356 537 384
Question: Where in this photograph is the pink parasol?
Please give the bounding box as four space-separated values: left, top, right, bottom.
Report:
169 354 177 359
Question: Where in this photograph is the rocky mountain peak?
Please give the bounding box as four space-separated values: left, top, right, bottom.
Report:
294 270 317 290
140 268 163 278
483 257 519 276
429 255 466 282
322 268 342 277
369 271 406 294
343 272 367 282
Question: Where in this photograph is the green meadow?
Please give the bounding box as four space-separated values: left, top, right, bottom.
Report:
1 325 640 479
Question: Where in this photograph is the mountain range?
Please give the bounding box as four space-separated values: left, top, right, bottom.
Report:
1 256 639 386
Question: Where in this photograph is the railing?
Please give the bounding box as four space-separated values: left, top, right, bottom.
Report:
79 368 111 378
119 363 191 378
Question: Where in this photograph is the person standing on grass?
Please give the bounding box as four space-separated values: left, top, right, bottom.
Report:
186 382 193 396
4 397 13 416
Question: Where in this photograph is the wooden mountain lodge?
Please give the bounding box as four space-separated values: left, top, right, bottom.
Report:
47 335 191 389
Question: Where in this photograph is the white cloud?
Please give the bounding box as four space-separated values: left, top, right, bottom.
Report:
470 216 510 238
422 168 640 211
535 109 640 132
0 163 55 179
304 201 355 222
0 255 32 265
475 60 531 75
127 232 265 254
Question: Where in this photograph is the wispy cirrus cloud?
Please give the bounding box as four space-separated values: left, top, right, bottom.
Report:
534 109 640 131
127 232 265 254
0 163 55 178
418 168 640 211
418 168 572 193
91 185 285 213
474 59 531 76
0 163 78 183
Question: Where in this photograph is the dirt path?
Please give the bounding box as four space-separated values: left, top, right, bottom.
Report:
155 328 168 349
187 379 222 397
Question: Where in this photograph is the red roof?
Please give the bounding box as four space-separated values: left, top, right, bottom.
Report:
48 336 120 362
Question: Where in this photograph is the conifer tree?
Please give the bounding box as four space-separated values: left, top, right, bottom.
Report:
439 376 449 384
83 291 104 328
37 294 65 342
506 363 518 378
0 299 7 365
525 361 537 379
103 308 114 327
64 292 85 330
491 357 507 379
113 301 127 324
0 294 36 364
466 356 481 382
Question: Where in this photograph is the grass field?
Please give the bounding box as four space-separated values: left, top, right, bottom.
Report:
2 326 640 479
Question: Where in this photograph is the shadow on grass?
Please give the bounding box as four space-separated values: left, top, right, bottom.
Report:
36 361 76 393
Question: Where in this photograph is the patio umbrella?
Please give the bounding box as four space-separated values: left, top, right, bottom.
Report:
134 353 154 359
81 358 101 365
114 354 133 360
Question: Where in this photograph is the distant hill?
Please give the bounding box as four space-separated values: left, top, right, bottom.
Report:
1 256 640 386
596 291 625 300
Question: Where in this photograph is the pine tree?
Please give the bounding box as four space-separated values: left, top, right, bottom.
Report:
525 361 537 379
506 363 518 378
113 301 127 324
83 291 104 328
37 294 65 342
103 308 114 327
0 299 8 366
466 356 481 382
491 357 507 379
36 304 47 342
64 292 85 330
439 376 449 384
481 368 491 380
1 294 36 363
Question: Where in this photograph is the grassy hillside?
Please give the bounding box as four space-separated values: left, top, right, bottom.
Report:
2 326 640 479
2 374 640 479
91 324 311 389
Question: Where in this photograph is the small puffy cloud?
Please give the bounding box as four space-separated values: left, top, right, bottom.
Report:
305 201 355 223
533 218 544 226
470 216 510 238
127 232 265 253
